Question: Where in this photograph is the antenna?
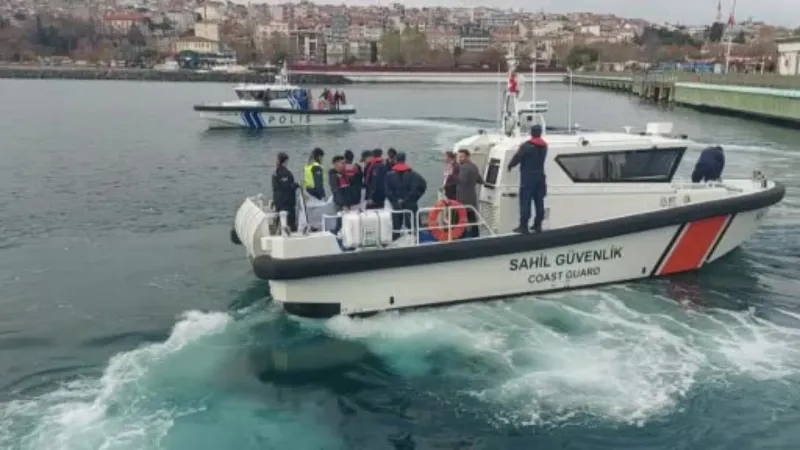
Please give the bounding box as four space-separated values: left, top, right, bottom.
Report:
530 47 536 110
496 62 502 131
567 67 573 134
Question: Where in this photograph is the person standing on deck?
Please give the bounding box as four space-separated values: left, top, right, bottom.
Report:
343 150 362 209
385 152 427 239
386 148 398 171
441 151 459 201
303 147 326 201
508 124 548 234
327 155 351 234
456 149 484 238
364 148 388 210
272 152 299 232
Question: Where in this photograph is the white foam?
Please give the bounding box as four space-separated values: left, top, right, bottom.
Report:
324 289 800 427
0 310 231 450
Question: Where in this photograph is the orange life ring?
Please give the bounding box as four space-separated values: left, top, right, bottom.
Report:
427 199 468 241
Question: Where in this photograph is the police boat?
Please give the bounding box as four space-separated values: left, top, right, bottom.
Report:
228 49 785 319
193 61 356 130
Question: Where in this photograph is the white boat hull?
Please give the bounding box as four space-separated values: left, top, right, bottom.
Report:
199 110 354 130
266 209 765 317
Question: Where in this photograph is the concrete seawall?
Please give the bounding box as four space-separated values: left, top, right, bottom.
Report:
0 66 350 85
566 72 800 127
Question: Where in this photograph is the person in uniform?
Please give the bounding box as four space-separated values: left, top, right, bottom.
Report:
343 150 363 209
271 152 298 232
303 147 326 201
691 146 725 182
328 155 351 234
508 124 548 234
364 148 388 210
385 152 427 238
386 147 398 171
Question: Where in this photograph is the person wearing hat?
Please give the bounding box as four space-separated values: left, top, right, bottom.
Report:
385 151 427 239
272 152 299 232
303 147 326 201
508 124 548 234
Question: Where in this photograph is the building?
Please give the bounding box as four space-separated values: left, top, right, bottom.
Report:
459 24 491 53
174 36 220 54
776 37 800 76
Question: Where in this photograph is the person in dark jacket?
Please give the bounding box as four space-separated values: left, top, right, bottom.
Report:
303 147 326 200
508 124 548 234
386 147 398 171
327 155 351 234
691 146 725 182
271 152 299 232
343 150 363 208
385 152 427 238
364 148 388 209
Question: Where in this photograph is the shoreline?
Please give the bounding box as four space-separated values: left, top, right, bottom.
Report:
0 65 566 84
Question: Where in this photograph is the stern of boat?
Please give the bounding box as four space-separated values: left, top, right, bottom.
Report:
232 195 277 261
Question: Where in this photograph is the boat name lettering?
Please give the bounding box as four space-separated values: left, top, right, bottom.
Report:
267 115 311 124
508 246 623 271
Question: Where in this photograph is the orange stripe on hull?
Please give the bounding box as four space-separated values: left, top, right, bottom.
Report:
658 215 729 276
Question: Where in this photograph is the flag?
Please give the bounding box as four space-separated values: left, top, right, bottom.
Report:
508 72 518 94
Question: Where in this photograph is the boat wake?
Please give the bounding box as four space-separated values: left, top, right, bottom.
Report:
2 283 800 449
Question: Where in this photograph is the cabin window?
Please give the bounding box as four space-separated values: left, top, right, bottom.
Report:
556 148 685 183
236 90 254 100
268 90 290 100
483 158 501 189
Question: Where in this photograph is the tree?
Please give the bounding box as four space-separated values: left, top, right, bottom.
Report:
707 22 725 43
477 47 505 69
379 30 403 64
566 45 599 69
126 24 146 48
732 30 747 44
260 31 288 65
793 27 800 36
379 28 430 65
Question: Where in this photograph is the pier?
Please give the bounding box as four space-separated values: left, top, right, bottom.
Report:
566 72 800 127
0 65 350 85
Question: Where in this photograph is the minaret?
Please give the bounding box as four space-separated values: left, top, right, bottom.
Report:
715 0 722 22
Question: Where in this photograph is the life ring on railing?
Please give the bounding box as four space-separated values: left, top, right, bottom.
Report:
427 199 468 241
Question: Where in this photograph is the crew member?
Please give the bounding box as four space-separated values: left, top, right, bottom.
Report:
385 152 427 238
386 148 398 171
272 152 298 232
343 149 362 209
691 145 725 183
508 124 548 234
457 149 484 238
441 151 459 201
304 147 326 201
328 155 351 234
364 148 388 210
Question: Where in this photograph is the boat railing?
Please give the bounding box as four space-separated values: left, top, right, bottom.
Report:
488 181 735 195
315 202 495 247
415 203 497 243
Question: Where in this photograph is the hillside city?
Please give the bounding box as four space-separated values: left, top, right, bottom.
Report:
0 0 798 71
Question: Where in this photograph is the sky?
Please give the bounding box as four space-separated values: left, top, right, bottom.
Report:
319 0 799 28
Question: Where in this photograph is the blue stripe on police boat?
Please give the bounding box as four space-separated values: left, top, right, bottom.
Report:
241 111 256 128
252 111 265 128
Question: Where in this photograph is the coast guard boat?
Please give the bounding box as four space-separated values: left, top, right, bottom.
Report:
229 49 784 318
193 62 356 129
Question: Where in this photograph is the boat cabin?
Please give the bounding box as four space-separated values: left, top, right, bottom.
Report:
449 121 704 234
